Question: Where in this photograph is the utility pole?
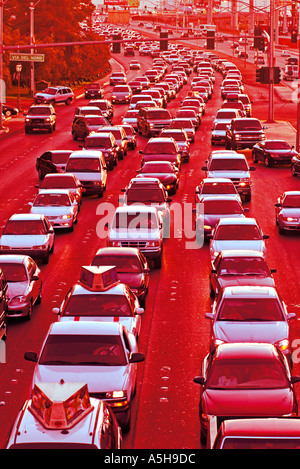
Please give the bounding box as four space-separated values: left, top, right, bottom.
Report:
29 1 40 98
0 0 8 131
268 0 275 123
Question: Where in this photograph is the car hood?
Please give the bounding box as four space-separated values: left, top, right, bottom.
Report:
202 214 245 226
217 275 275 289
109 228 161 241
279 208 300 217
212 239 266 254
30 207 72 216
117 272 144 288
207 170 250 179
139 173 176 182
213 321 289 345
0 234 48 247
202 388 294 417
7 281 29 300
33 365 130 393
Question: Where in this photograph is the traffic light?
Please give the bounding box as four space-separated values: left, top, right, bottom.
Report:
256 67 270 84
291 29 298 44
112 34 121 53
256 68 261 82
206 30 215 50
258 36 265 52
273 66 281 84
254 27 262 49
160 32 168 51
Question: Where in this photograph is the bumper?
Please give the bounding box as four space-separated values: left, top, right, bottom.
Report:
47 217 73 229
0 247 49 260
81 182 105 194
279 221 300 231
7 302 30 318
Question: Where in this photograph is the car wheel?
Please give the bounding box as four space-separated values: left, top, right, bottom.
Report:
122 407 131 433
43 250 50 264
252 151 258 163
154 253 162 269
36 285 42 304
291 165 298 177
244 193 251 202
65 98 72 105
26 301 33 320
264 156 272 167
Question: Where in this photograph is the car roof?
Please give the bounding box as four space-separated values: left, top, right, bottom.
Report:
217 217 258 225
222 285 278 298
218 249 265 258
48 321 124 336
201 195 241 202
282 190 300 196
115 205 158 214
37 189 72 195
215 342 277 360
69 150 103 158
8 213 45 221
202 178 235 183
94 247 141 257
0 254 29 264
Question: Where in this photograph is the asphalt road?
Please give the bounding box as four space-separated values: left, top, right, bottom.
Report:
0 45 300 450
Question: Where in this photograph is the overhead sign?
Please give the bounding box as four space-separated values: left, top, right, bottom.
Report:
9 53 45 62
103 0 128 5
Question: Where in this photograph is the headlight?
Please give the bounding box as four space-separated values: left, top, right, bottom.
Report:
45 118 51 122
105 390 128 407
33 244 47 250
60 214 72 219
25 118 31 122
10 295 27 306
275 339 289 352
147 241 160 247
282 217 298 222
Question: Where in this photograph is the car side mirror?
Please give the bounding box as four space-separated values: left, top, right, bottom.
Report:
243 207 250 212
167 197 172 202
129 352 145 363
291 376 300 384
275 203 281 207
263 234 269 239
24 351 38 362
193 376 205 385
211 269 217 274
52 307 60 315
270 268 277 273
31 275 39 281
136 307 144 315
205 312 214 320
202 166 208 171
48 227 54 233
139 150 144 154
250 166 256 171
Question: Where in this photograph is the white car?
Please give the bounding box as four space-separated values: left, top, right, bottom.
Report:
24 321 145 431
0 214 55 264
209 217 269 261
29 189 79 231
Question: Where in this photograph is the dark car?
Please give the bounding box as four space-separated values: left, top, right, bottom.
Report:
209 250 276 297
37 173 83 207
82 132 118 170
136 160 180 194
36 150 72 180
24 105 56 134
225 118 266 150
139 137 181 169
137 107 172 137
71 115 109 141
194 342 300 444
97 125 128 160
159 128 190 162
91 247 150 308
0 267 8 340
275 191 300 234
84 83 104 99
120 125 137 149
291 153 300 177
128 80 143 94
252 140 298 167
88 99 114 122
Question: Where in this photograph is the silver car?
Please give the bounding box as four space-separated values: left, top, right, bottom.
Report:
275 191 300 234
0 254 42 319
205 285 296 358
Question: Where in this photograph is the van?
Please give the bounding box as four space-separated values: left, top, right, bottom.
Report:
137 107 172 137
65 150 107 197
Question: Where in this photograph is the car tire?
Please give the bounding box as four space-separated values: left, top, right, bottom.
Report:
65 98 72 105
36 285 42 304
264 156 272 167
154 253 162 269
291 165 298 177
252 151 258 163
43 250 50 264
244 193 251 202
26 301 33 320
122 407 131 433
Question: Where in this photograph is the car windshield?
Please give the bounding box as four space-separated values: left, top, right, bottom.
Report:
209 158 248 171
51 152 71 164
214 123 228 130
126 188 165 204
92 256 142 272
265 141 291 150
142 163 173 173
218 257 270 276
282 195 300 208
172 120 193 129
33 193 71 206
161 132 186 142
207 358 288 389
216 111 237 118
66 158 100 172
217 297 284 321
28 107 50 115
80 108 102 116
3 220 46 235
204 199 242 214
202 182 236 194
233 121 262 131
145 142 176 154
88 84 100 89
62 294 132 317
114 86 130 92
41 176 76 189
113 212 158 229
85 117 107 125
85 137 111 149
39 334 127 366
215 224 261 240
0 263 27 282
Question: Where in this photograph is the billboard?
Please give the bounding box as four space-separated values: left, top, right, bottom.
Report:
104 0 128 4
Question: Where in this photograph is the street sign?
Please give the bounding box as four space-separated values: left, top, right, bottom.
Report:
9 53 44 62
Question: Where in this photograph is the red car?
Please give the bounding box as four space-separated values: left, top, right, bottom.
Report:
194 343 300 444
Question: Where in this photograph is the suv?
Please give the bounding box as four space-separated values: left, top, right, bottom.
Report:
202 153 256 202
88 99 114 122
108 206 164 268
137 107 172 137
97 125 128 160
34 86 74 106
24 105 56 134
225 117 266 150
71 115 109 141
83 132 118 170
84 83 104 99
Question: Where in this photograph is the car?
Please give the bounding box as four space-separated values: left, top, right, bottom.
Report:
238 50 248 58
73 106 104 118
5 381 122 449
221 100 246 117
291 153 300 177
96 125 128 160
24 321 145 431
107 205 164 269
36 150 73 180
111 85 132 104
121 110 139 130
225 117 266 150
202 153 256 202
36 173 83 207
238 94 253 117
71 115 109 141
206 285 295 357
209 250 276 297
137 107 172 137
170 118 196 143
136 161 180 195
65 150 107 197
82 132 118 170
176 108 199 129
129 60 141 70
144 69 160 83
34 86 74 106
252 140 298 167
84 82 104 99
129 94 155 110
109 72 127 86
53 265 144 340
212 418 300 449
2 104 18 118
281 49 291 57
213 109 240 127
211 122 228 145
195 178 240 204
139 137 181 169
159 128 190 163
128 80 143 95
134 76 150 90
24 105 56 134
275 191 300 234
120 124 137 150
0 267 8 339
124 46 135 56
193 342 300 443
29 189 79 232
91 247 150 308
88 99 114 122
0 214 55 264
195 195 248 238
209 217 269 261
0 254 42 320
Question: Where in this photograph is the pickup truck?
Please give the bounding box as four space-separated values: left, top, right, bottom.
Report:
225 117 266 150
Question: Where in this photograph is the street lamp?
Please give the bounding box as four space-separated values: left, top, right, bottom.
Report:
16 63 22 111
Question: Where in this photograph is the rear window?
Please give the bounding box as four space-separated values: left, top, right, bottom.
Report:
67 157 101 172
209 158 248 171
233 120 262 131
51 152 72 164
41 176 76 189
147 110 171 119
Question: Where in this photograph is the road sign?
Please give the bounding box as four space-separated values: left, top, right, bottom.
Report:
9 53 44 62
